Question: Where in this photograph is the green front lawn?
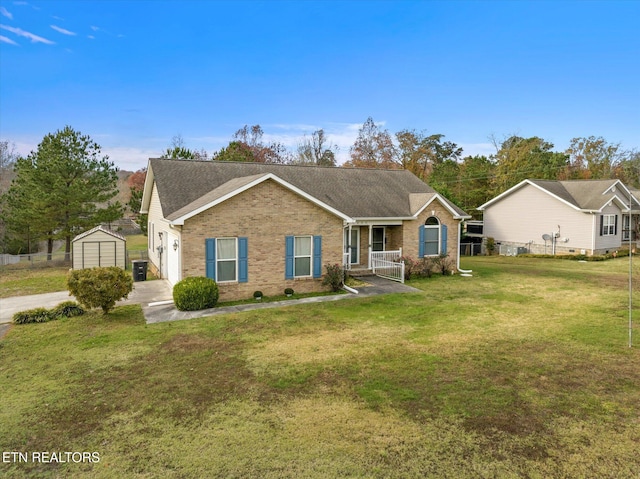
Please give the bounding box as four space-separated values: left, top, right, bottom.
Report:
1 256 639 478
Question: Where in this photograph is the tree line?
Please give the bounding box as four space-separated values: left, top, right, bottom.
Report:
1 120 638 255
157 117 640 217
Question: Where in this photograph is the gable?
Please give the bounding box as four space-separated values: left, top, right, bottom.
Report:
167 173 352 224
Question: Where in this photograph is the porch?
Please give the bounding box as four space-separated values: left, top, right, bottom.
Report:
342 223 405 283
343 223 404 270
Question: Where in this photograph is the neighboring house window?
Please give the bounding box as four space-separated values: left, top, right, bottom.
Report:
418 217 448 257
600 214 617 236
285 235 322 279
205 237 248 283
622 215 631 241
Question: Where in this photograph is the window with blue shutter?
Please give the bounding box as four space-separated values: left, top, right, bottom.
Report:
422 217 440 256
238 237 248 283
285 236 294 279
205 238 216 280
313 236 322 278
440 224 448 255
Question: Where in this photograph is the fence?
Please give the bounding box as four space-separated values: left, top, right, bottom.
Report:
0 251 70 268
1 249 149 269
371 250 405 283
460 242 482 256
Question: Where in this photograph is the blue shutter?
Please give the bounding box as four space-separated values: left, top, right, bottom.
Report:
285 236 294 279
238 237 248 283
205 238 216 280
418 225 425 258
440 224 448 255
313 235 322 278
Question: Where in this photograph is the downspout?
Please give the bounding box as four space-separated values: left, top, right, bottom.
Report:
457 222 472 274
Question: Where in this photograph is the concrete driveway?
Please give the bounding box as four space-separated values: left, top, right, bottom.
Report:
0 280 173 324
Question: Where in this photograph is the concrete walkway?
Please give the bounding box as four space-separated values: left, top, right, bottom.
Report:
0 280 174 324
0 276 420 328
144 276 420 324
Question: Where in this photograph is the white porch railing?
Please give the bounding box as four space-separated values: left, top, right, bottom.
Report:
343 252 351 270
371 249 405 283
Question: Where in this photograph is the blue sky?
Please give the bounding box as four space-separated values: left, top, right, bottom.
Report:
1 0 638 171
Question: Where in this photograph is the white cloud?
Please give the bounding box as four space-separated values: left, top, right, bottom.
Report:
0 34 18 45
0 6 13 19
87 35 94 39
0 24 54 44
102 146 159 172
50 24 76 36
90 25 99 31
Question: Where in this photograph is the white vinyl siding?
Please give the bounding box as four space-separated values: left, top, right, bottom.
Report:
482 183 595 252
72 229 126 270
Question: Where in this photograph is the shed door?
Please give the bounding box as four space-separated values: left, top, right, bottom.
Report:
82 241 116 268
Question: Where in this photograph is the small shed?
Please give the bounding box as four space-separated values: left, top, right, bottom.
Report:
72 226 127 270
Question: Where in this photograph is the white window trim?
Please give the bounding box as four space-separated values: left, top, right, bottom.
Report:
216 237 238 283
424 218 441 256
603 214 616 236
294 235 313 278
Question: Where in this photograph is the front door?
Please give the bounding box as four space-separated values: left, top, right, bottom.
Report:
344 227 360 264
372 227 385 251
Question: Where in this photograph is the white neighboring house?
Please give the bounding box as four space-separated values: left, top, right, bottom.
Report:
478 179 640 256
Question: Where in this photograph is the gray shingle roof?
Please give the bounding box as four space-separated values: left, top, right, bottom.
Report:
148 159 469 220
528 179 639 210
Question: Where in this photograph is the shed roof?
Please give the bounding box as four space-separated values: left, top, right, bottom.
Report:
145 159 469 221
72 225 126 243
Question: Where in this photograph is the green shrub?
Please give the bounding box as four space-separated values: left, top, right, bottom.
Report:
284 288 294 296
173 276 219 311
485 237 496 255
13 308 53 325
414 257 435 278
434 254 455 275
322 263 344 292
67 267 133 314
51 301 85 318
253 291 263 300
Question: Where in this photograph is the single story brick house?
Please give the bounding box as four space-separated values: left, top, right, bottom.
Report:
478 179 640 255
140 159 470 300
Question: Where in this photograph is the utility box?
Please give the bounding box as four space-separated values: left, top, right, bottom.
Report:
132 260 148 282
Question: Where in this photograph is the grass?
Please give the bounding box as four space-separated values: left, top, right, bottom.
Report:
0 234 152 298
1 256 639 477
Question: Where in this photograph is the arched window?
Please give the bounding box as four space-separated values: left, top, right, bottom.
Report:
423 216 440 256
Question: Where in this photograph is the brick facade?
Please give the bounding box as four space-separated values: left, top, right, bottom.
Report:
402 199 459 259
180 179 344 301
